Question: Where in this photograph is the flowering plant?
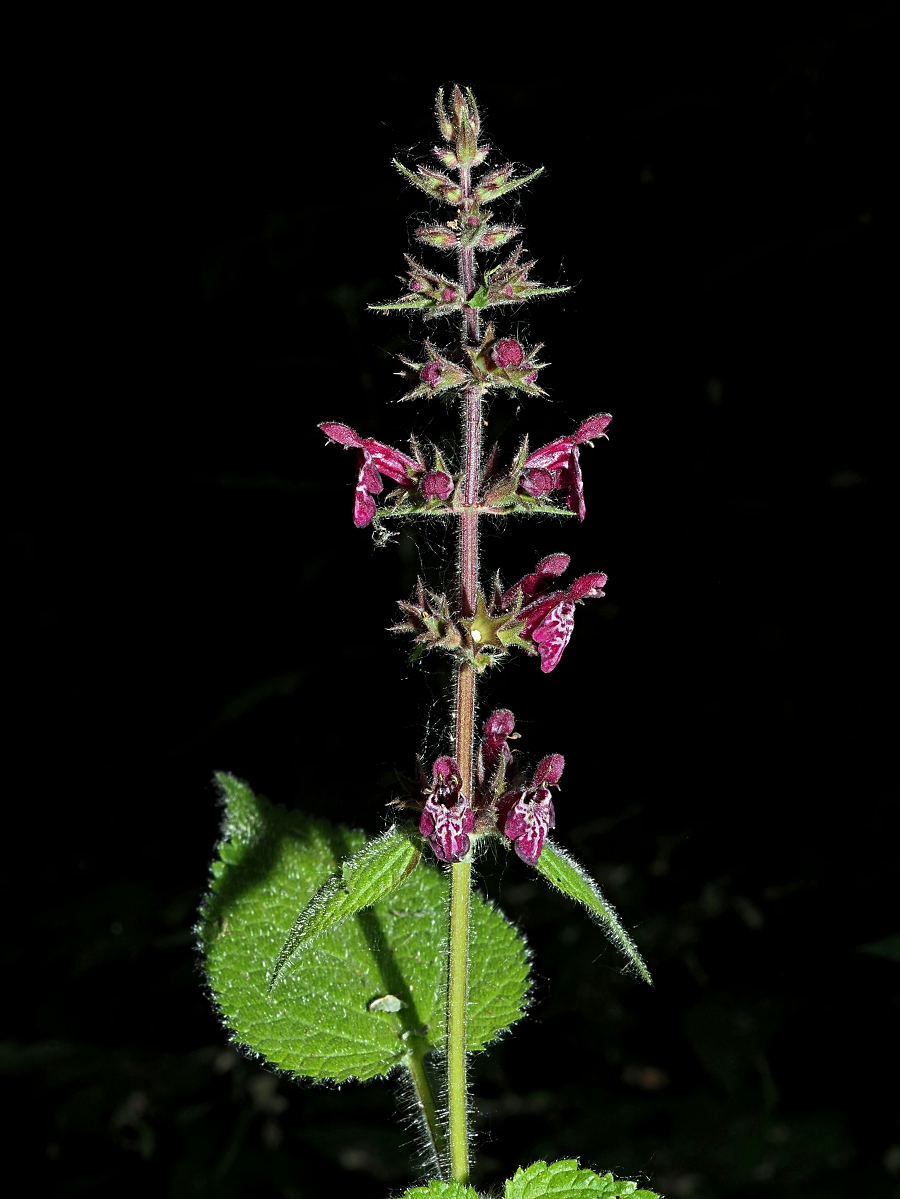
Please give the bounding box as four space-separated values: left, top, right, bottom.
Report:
197 87 658 1198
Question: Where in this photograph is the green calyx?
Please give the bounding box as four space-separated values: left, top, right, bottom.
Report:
461 591 530 656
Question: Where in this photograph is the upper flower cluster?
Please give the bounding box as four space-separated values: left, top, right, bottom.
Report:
369 87 566 325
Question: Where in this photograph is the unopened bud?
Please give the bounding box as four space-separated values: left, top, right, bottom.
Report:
492 339 524 369
435 88 454 141
423 470 453 501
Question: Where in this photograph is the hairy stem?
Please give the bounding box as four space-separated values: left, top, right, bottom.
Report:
447 858 472 1180
445 160 482 1186
405 1047 446 1176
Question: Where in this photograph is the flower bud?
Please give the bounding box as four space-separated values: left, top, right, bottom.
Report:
491 339 525 369
532 753 564 788
423 470 453 501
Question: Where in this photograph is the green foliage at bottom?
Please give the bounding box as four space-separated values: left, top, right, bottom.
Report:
197 774 530 1084
396 1161 659 1198
503 1159 659 1197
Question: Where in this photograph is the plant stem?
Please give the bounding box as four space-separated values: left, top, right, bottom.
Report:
447 857 472 1180
405 1046 446 1177
445 161 482 1185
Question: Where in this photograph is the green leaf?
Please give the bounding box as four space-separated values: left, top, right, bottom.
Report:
197 775 530 1083
486 285 570 306
532 841 652 985
270 825 422 987
504 1160 659 1198
369 297 433 312
400 1183 479 1198
475 166 545 202
858 933 900 960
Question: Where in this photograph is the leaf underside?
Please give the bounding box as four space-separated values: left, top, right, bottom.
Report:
197 774 530 1083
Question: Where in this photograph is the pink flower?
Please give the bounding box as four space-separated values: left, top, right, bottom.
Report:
419 756 475 862
482 709 516 777
319 422 420 528
497 753 564 864
520 413 612 520
505 559 608 672
532 600 576 673
501 552 570 608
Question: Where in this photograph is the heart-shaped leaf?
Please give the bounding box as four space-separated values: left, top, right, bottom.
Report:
197 774 530 1083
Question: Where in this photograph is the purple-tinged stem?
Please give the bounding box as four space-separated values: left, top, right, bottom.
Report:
447 159 482 1186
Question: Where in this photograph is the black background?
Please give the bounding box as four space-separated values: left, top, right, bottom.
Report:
8 9 897 1197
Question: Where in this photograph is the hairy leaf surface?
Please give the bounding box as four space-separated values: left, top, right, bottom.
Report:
270 825 422 986
533 841 652 985
400 1183 479 1198
197 774 529 1082
504 1159 660 1198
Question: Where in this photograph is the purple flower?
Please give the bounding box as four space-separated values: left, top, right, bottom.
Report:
419 756 475 863
501 552 570 608
496 753 564 864
505 559 608 673
319 422 420 528
482 709 516 777
520 413 612 520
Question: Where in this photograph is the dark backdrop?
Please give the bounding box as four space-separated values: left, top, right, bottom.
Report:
8 11 896 1197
